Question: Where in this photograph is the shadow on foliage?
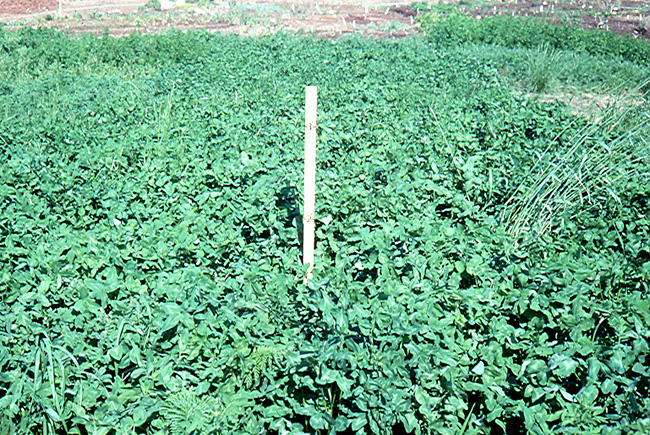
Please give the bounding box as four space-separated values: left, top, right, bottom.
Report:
275 186 304 250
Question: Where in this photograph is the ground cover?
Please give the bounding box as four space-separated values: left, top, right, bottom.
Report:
1 13 650 435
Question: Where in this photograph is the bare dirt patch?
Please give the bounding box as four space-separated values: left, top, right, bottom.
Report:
0 0 59 16
0 1 421 39
531 91 647 121
1 0 648 42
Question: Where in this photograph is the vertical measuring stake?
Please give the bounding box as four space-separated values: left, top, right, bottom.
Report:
303 86 317 280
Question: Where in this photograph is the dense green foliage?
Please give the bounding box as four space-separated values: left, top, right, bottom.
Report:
1 26 649 435
415 5 650 66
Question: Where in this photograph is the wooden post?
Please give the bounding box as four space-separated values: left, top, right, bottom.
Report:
303 86 317 280
59 0 63 17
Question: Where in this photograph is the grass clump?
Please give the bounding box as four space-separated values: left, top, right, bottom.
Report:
524 42 564 93
501 97 650 243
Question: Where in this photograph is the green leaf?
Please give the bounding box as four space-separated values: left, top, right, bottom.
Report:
350 415 367 431
610 350 625 374
472 361 485 375
401 413 419 433
132 406 151 426
550 354 578 377
309 414 328 430
45 408 61 422
524 360 547 375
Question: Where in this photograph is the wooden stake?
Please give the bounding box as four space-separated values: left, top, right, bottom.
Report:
303 86 317 280
59 0 63 17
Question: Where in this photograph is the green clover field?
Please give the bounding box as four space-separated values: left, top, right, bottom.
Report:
1 8 649 434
